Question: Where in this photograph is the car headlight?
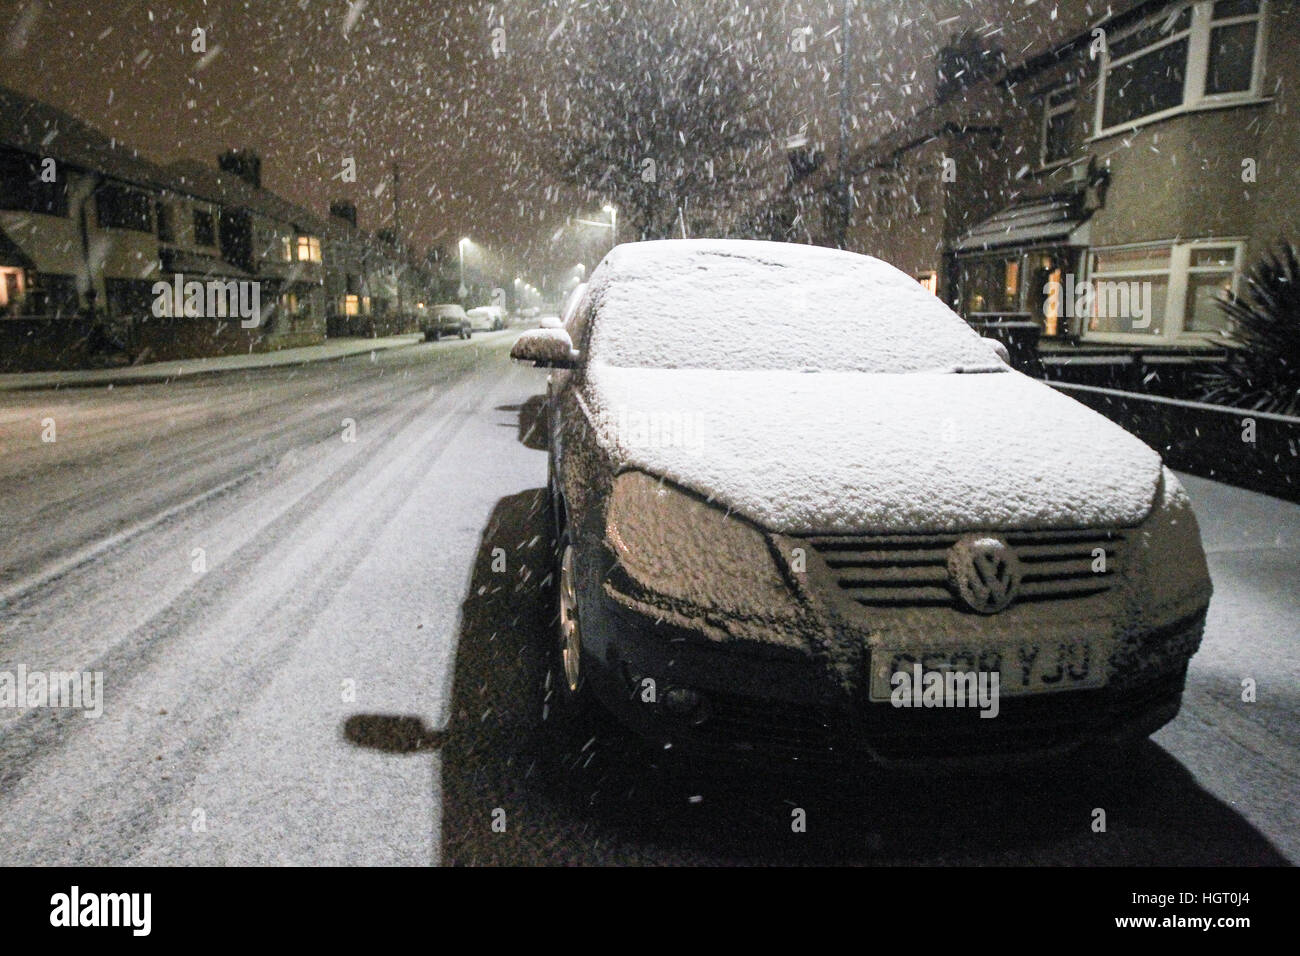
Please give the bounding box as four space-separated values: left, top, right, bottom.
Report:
604 470 793 620
1129 467 1213 621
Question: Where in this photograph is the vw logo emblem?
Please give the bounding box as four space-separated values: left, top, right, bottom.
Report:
947 534 1022 614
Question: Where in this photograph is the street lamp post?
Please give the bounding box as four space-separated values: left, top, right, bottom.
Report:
834 0 854 249
458 237 469 300
603 204 618 249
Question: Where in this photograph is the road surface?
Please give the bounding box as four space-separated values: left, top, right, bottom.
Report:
0 332 1295 865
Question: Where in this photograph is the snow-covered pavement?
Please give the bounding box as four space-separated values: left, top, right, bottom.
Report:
0 333 1294 865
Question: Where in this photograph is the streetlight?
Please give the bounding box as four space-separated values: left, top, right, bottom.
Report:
603 204 618 247
458 237 469 300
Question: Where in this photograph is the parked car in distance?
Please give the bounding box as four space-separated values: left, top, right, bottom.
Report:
511 239 1213 771
467 305 507 331
421 304 470 341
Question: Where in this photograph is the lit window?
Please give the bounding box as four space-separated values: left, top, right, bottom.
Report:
343 294 360 316
1183 245 1240 333
0 266 26 310
1098 1 1265 134
296 235 322 263
917 272 938 295
1004 259 1020 305
1085 240 1243 341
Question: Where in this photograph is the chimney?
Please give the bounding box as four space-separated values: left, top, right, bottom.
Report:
218 149 262 189
330 201 358 227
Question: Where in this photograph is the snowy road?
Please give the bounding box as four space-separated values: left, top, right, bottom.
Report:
0 334 1295 865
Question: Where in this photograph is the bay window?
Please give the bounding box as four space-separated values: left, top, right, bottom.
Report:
1097 1 1266 136
1084 240 1243 343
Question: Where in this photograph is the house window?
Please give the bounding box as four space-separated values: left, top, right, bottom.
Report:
296 235 322 263
0 267 25 314
103 277 158 318
959 256 1023 315
156 202 174 243
97 184 153 232
1085 240 1243 342
0 148 69 217
193 209 216 247
872 172 901 218
280 236 294 262
917 272 938 295
1183 244 1241 333
343 294 360 316
24 273 78 317
1041 87 1077 166
1097 1 1265 135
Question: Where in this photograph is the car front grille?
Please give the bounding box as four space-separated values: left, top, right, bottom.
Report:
806 529 1125 610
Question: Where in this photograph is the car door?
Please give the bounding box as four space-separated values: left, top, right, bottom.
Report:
547 289 595 521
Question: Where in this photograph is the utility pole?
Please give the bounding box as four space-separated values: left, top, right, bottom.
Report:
834 0 854 249
392 162 403 320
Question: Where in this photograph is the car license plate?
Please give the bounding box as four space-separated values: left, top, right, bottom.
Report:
868 639 1106 702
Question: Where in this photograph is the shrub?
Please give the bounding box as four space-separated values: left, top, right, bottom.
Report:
1198 241 1300 416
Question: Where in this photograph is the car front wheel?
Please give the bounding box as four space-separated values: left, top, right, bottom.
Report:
546 534 593 727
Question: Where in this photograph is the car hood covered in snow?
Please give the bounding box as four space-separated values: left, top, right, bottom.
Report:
584 365 1165 535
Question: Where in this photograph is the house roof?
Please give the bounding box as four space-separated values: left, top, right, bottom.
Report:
163 160 335 237
1 84 424 272
0 83 173 191
953 194 1089 253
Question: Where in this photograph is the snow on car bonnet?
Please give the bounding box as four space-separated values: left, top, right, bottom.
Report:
578 240 1165 534
584 239 1003 371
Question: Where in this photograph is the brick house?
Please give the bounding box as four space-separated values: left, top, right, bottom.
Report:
779 0 1293 391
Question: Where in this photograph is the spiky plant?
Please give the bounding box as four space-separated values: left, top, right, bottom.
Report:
1198 241 1300 416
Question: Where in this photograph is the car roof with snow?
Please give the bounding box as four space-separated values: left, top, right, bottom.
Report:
584 239 1005 373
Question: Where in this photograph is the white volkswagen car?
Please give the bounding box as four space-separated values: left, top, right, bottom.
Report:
511 240 1213 768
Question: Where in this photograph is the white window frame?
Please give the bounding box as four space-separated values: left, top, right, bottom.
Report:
1093 0 1268 139
1039 86 1078 169
1081 237 1245 344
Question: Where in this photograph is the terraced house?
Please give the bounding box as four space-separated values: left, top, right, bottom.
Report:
786 0 1295 394
0 85 435 371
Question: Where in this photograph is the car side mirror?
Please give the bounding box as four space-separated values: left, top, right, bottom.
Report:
511 328 577 368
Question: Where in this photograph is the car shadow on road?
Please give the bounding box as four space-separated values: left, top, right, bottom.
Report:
494 398 547 450
437 486 1289 866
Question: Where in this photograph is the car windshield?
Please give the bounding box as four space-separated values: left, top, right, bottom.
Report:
585 240 1004 372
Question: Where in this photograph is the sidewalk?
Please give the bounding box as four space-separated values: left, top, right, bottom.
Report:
0 335 423 391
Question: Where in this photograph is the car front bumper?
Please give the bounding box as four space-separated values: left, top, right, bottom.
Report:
582 575 1206 771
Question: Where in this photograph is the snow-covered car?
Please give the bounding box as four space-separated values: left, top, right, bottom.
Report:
421 303 470 341
467 305 507 331
559 282 589 333
511 239 1213 768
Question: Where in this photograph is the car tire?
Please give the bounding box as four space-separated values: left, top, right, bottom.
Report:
423 330 434 342
543 532 594 731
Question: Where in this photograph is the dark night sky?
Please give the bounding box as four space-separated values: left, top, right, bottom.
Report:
0 0 1104 282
